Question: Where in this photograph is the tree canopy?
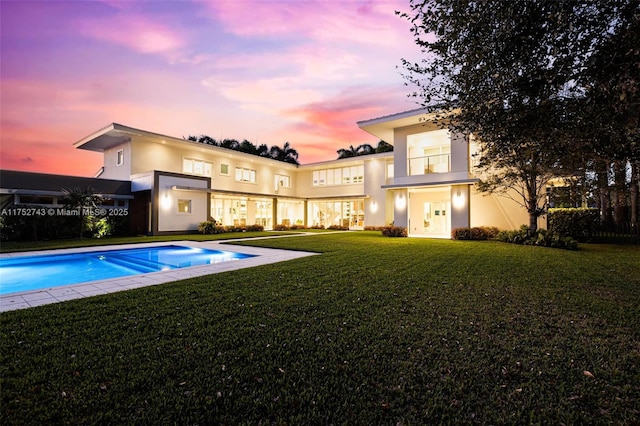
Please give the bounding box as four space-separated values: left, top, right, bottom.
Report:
336 140 393 159
185 135 299 165
399 0 639 231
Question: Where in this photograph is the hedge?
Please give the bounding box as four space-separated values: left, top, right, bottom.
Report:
547 208 600 242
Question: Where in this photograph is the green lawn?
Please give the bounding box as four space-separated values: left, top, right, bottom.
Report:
1 232 639 424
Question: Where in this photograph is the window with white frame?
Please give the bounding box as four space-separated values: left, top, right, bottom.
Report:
117 149 124 166
220 163 230 176
235 167 257 183
274 174 291 189
182 158 212 177
312 165 363 186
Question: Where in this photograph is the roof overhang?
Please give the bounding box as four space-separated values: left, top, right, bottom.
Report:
382 178 479 190
357 107 458 144
73 123 136 152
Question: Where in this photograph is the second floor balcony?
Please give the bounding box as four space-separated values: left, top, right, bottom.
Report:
408 153 451 176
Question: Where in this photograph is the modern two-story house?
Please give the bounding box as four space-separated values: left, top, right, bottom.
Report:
2 108 532 237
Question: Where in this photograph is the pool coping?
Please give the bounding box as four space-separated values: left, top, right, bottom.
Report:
0 240 318 312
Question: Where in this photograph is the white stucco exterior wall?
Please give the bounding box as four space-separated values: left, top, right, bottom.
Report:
157 175 209 232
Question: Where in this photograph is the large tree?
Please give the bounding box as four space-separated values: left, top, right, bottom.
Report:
578 2 640 224
398 0 627 232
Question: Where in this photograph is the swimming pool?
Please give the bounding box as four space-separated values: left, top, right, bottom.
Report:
0 245 256 295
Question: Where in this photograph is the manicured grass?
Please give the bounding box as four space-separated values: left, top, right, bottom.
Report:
1 232 639 424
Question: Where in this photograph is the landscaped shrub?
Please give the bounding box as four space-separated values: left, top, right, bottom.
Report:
452 227 472 240
0 205 130 241
198 221 216 234
548 208 600 242
199 222 264 234
85 215 129 238
451 226 500 240
327 224 349 230
274 224 289 231
309 224 325 229
496 225 578 250
381 226 407 237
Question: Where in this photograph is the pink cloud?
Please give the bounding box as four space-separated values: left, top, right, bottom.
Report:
268 84 414 162
77 15 185 54
0 120 103 176
203 0 410 46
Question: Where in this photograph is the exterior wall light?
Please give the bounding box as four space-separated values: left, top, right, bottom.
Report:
395 193 407 210
370 200 378 213
161 192 172 210
453 190 465 209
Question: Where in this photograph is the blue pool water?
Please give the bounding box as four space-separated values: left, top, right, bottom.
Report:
0 245 255 295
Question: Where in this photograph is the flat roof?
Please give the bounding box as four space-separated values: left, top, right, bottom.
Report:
0 170 132 196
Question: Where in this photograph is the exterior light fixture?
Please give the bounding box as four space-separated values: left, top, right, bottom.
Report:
161 192 172 210
453 189 465 209
395 193 407 210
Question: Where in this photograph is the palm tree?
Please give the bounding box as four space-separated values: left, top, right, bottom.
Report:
239 140 258 155
337 145 358 159
269 142 299 165
375 140 393 153
257 144 270 158
356 144 375 155
337 144 376 159
61 186 102 238
281 142 299 165
219 139 240 150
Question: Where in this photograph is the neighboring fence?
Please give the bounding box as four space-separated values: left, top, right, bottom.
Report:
592 222 640 245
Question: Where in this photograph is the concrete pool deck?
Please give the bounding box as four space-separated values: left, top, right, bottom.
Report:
0 239 319 312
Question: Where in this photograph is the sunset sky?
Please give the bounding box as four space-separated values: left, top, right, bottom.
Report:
0 0 422 176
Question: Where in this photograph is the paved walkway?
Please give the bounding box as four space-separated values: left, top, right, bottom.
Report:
0 239 319 312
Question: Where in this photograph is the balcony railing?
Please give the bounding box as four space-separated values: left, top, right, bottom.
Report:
408 154 451 175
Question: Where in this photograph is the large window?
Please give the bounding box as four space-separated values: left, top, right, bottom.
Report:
183 158 212 177
407 130 451 175
211 196 273 229
277 200 304 227
312 165 363 186
309 200 365 229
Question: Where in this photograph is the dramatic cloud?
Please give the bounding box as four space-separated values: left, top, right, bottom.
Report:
204 0 410 46
0 0 421 174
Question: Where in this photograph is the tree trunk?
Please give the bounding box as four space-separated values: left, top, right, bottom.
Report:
631 161 639 226
613 160 626 224
598 160 612 224
529 213 538 234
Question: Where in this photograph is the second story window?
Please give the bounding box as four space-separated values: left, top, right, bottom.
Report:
408 129 451 176
117 149 124 166
313 165 363 186
275 174 291 189
235 167 256 183
183 158 212 177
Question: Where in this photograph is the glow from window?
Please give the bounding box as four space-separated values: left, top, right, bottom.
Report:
178 199 191 213
312 165 363 186
183 158 212 177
